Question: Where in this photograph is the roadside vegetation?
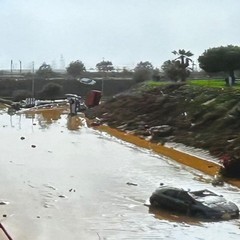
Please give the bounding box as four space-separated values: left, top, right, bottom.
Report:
188 79 240 89
1 44 240 99
86 82 240 179
144 79 240 90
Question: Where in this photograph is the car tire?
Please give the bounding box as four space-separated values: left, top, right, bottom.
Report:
150 197 160 207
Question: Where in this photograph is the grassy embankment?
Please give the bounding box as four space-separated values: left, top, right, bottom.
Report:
146 79 240 89
92 79 240 186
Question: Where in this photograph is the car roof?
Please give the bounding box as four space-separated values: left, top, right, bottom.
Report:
189 189 225 204
190 189 218 197
153 187 219 197
153 186 184 194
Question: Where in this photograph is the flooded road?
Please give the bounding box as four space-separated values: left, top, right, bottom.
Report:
0 106 240 240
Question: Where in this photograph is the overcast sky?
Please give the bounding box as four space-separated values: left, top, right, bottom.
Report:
0 0 240 70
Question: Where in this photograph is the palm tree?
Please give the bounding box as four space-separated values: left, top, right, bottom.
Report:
172 49 194 81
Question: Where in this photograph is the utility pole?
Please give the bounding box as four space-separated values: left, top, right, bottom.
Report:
19 60 22 74
10 60 13 74
60 54 65 70
101 73 104 96
32 61 35 98
101 57 105 96
192 61 196 72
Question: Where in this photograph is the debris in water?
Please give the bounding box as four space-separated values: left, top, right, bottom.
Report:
126 182 138 186
212 174 224 187
69 188 76 192
58 195 67 198
43 204 51 208
43 184 56 190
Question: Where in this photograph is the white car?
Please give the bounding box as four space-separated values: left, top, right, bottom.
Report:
79 78 96 85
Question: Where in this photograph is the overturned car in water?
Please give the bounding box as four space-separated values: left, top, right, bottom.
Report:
149 186 239 220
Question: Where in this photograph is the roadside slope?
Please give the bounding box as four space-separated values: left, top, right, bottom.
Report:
86 82 240 178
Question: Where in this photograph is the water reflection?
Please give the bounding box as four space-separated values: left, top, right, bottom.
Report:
67 115 83 130
40 109 62 123
24 112 36 119
148 206 203 226
3 106 83 131
24 109 63 129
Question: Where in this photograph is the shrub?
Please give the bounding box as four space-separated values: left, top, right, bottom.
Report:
133 69 152 83
38 83 63 99
12 90 32 102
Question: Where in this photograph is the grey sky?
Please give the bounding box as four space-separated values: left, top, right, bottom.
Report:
0 0 240 70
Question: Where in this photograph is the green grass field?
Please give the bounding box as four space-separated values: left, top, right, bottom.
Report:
188 79 226 88
188 79 240 89
145 79 240 89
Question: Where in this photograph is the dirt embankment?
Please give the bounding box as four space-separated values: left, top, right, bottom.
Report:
85 83 240 178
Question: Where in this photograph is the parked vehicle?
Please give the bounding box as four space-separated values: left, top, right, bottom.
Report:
78 78 96 85
149 186 239 220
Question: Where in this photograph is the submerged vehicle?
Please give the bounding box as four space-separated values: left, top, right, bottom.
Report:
149 186 239 220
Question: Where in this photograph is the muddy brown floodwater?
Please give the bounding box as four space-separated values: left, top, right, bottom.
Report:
0 106 240 240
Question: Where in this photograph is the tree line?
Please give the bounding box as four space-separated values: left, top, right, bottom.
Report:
35 45 240 83
2 45 240 101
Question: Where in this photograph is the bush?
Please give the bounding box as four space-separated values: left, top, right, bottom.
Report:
38 83 63 99
133 70 152 83
12 90 32 101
